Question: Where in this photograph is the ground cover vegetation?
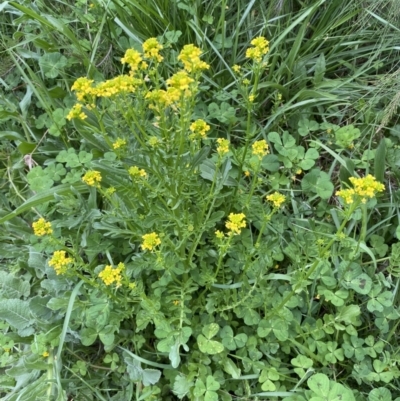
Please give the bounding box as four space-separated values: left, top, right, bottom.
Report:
1 0 400 399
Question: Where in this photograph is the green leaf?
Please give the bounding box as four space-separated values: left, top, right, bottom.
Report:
206 375 220 391
194 378 206 397
376 291 393 307
348 273 372 295
336 305 361 324
292 355 313 377
223 358 241 379
173 375 194 399
29 296 52 320
258 317 288 341
334 125 361 148
298 118 319 137
367 298 384 313
2 274 30 299
261 379 276 391
268 132 282 145
142 368 162 386
197 334 224 355
262 154 280 172
308 373 330 397
99 325 115 346
374 139 386 184
220 326 236 350
27 166 54 192
39 52 68 78
80 327 98 346
301 169 333 199
165 30 182 43
314 53 326 85
0 299 32 330
85 303 110 329
369 387 392 401
202 323 220 339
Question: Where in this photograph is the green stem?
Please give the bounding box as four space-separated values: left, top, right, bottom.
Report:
360 203 368 242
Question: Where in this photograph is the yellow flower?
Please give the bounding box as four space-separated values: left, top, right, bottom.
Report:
249 94 255 103
66 103 87 121
167 70 194 92
266 192 286 208
148 136 161 147
232 64 241 73
71 77 95 102
112 138 127 149
105 187 116 195
32 218 53 236
336 174 385 205
242 79 250 85
189 119 210 139
215 230 225 239
244 170 250 177
173 300 180 306
252 139 269 159
143 38 163 62
142 232 161 251
82 170 102 187
246 36 269 62
99 263 124 287
48 251 73 275
216 138 230 155
226 213 246 235
129 166 147 179
121 49 143 72
178 44 210 72
42 351 49 358
95 75 140 98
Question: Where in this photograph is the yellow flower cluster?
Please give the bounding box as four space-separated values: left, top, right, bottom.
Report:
142 232 161 251
216 138 230 155
226 213 246 235
99 263 124 287
68 74 142 119
178 44 210 72
105 187 116 195
71 77 95 102
66 103 87 121
147 70 195 109
121 49 143 72
143 38 163 62
266 192 286 208
189 119 210 139
129 166 147 178
113 138 127 149
82 170 102 187
148 136 160 147
215 230 225 239
336 174 385 204
32 218 53 236
232 65 241 73
167 70 194 93
246 37 269 62
146 89 172 108
95 75 140 98
48 251 73 275
252 139 269 159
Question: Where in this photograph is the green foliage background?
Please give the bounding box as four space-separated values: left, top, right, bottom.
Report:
1 0 400 400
